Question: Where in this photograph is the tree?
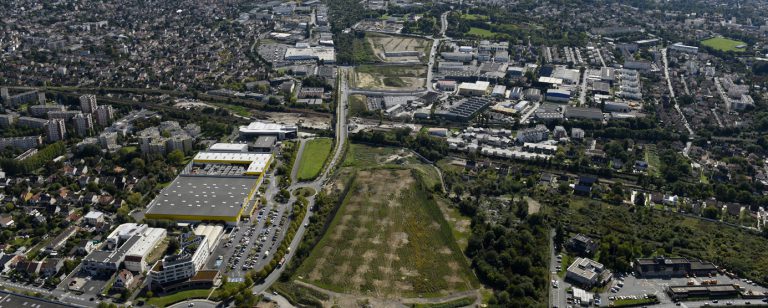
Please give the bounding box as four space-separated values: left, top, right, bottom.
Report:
634 192 646 207
702 206 720 220
131 157 146 171
166 238 180 255
167 150 185 166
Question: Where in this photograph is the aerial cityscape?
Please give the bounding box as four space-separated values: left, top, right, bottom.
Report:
1 0 768 307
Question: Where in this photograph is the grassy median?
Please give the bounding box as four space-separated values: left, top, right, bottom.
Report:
296 138 333 182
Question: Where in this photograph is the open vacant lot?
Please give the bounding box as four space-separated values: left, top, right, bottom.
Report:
296 146 477 298
366 32 431 63
296 138 333 181
351 64 427 90
701 37 747 52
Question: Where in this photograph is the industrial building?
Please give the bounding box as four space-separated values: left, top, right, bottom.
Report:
604 102 631 113
238 121 298 140
546 89 571 102
667 284 740 301
144 145 272 224
669 42 699 54
458 81 490 96
441 52 473 62
565 107 604 121
634 256 717 278
434 97 493 122
284 46 336 63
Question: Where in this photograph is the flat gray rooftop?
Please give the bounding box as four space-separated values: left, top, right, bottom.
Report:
145 176 257 219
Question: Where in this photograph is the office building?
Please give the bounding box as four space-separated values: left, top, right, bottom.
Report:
566 257 612 288
147 225 223 290
46 119 66 142
82 224 166 276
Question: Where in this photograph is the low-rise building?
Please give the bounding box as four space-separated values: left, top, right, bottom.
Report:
238 121 298 140
566 257 612 288
567 234 598 256
458 81 490 96
634 257 717 278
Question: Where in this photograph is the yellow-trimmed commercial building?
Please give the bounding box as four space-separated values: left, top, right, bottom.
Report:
144 150 273 225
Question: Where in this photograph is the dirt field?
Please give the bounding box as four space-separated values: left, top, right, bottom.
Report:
351 65 427 90
296 146 477 299
367 33 432 63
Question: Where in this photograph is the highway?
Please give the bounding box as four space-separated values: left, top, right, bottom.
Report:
250 66 350 295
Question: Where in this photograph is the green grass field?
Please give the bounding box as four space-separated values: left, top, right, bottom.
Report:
467 27 495 38
145 289 212 307
701 37 747 52
461 14 488 21
644 144 661 177
295 145 477 298
296 138 333 181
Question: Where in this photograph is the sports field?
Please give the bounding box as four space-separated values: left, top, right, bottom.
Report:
296 138 332 181
701 37 747 52
296 147 477 298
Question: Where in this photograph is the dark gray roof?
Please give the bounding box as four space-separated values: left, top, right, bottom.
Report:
145 176 257 219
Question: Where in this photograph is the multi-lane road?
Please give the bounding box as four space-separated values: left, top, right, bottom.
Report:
250 66 350 295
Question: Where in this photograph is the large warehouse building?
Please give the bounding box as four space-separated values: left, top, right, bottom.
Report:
238 121 298 140
144 144 272 225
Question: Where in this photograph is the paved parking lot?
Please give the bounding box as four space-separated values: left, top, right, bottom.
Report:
548 231 768 308
206 187 291 280
604 274 768 305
